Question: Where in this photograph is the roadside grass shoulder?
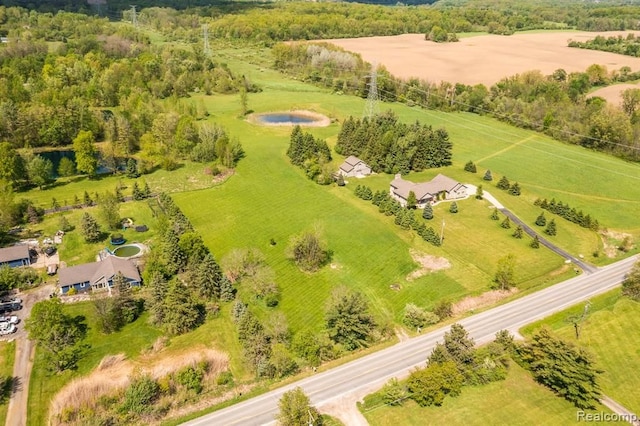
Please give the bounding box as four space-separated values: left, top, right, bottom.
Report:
521 290 640 414
360 362 622 426
0 340 16 425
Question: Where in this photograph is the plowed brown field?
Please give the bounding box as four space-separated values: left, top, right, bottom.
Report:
324 31 640 87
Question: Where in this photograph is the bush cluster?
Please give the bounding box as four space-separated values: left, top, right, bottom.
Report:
534 198 599 230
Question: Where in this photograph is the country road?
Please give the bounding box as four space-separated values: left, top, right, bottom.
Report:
183 254 638 426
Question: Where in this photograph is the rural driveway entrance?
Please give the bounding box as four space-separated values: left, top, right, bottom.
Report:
5 284 55 426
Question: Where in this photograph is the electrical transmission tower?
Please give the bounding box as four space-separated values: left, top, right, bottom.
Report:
363 63 379 119
203 25 211 56
130 5 138 28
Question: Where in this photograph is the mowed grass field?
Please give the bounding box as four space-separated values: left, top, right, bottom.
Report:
360 362 623 426
521 290 640 414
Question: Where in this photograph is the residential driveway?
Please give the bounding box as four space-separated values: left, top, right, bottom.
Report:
5 284 55 426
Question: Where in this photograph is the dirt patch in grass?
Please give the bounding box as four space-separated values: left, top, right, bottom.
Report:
600 229 634 258
406 249 451 281
549 264 571 277
452 288 518 316
323 31 640 86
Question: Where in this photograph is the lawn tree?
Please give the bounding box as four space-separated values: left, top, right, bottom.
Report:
493 254 516 290
132 181 144 200
336 173 345 186
27 155 54 189
162 281 204 335
381 378 407 406
422 203 433 220
517 328 601 409
622 259 640 301
114 185 125 202
26 298 88 372
51 198 59 211
126 158 139 178
500 216 511 229
73 130 99 177
496 176 510 190
286 229 329 272
475 184 483 200
80 212 101 243
407 361 464 407
490 208 499 220
406 190 417 209
239 86 249 116
464 160 477 173
99 191 121 230
403 303 439 329
509 182 521 196
545 219 557 236
276 387 321 426
58 215 72 232
512 225 523 239
535 212 547 226
83 190 93 207
449 201 458 214
483 169 493 181
142 180 152 198
530 235 541 249
57 156 76 177
325 286 376 350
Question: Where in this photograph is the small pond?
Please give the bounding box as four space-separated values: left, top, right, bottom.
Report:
113 245 141 258
251 110 330 127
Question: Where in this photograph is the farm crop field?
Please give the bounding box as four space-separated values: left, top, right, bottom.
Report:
324 31 640 86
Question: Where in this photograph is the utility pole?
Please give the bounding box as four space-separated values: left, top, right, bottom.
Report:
202 24 211 56
130 5 138 28
363 62 379 119
440 217 445 245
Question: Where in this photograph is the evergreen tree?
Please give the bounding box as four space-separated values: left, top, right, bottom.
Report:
500 217 511 229
545 219 557 236
475 185 483 200
490 208 499 220
464 161 477 173
496 176 510 190
126 158 139 178
142 180 151 198
336 174 345 186
58 215 73 232
422 203 434 220
530 235 540 249
115 185 124 202
73 194 81 208
196 253 224 300
219 276 236 302
406 191 417 209
483 169 493 181
535 212 547 226
51 197 59 211
449 201 458 214
509 182 521 196
512 225 523 239
148 271 168 326
162 282 203 335
132 182 144 201
80 212 101 243
163 228 187 274
83 191 93 207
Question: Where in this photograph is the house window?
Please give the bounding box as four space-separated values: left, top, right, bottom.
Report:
80 283 85 288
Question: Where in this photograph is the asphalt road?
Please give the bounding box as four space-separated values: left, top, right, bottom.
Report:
183 255 638 426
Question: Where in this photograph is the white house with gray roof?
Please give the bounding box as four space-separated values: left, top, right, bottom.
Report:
58 256 141 295
338 156 372 178
390 173 467 208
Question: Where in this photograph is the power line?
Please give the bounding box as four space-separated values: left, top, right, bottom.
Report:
363 63 380 119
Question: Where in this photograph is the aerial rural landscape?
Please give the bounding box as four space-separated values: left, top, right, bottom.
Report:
0 0 639 425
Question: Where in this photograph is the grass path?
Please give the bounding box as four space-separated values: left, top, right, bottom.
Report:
475 134 537 162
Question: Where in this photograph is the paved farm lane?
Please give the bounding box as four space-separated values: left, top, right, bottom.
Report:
183 255 637 426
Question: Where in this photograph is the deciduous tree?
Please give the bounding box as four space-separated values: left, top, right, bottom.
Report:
493 254 516 290
325 287 376 350
276 387 321 426
73 130 98 177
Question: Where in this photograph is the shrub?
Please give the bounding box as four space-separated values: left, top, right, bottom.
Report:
464 161 477 173
176 363 206 394
120 375 160 414
216 371 234 386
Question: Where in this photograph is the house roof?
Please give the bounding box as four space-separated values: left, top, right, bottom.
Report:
58 256 141 287
339 156 367 173
0 245 30 263
391 174 465 200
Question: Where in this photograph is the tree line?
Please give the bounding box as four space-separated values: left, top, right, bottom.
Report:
273 42 640 162
336 111 453 174
534 198 600 231
286 125 332 185
569 33 640 57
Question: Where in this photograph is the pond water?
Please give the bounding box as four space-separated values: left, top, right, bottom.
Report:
255 113 321 125
38 150 116 177
113 245 141 258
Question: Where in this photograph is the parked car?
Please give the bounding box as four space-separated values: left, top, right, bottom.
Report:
0 322 16 335
0 298 22 305
0 302 21 314
0 316 18 324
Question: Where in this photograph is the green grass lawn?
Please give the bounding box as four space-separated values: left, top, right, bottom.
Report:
360 363 622 426
27 304 163 426
0 341 16 425
521 290 640 414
